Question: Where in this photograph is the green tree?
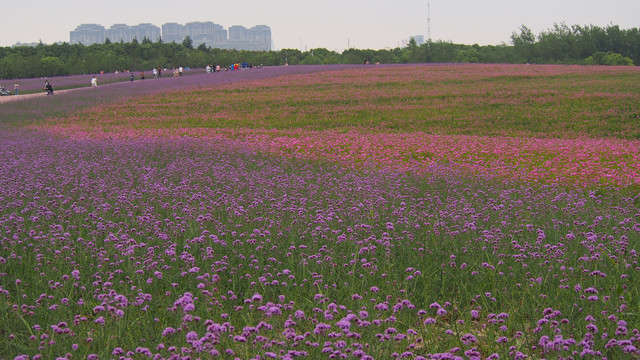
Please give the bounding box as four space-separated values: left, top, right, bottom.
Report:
427 41 462 63
511 25 536 63
279 49 301 65
536 23 579 63
182 36 193 49
341 48 377 64
197 43 209 53
41 56 67 76
373 49 401 64
300 53 322 65
124 41 143 70
0 53 24 79
585 51 634 65
302 48 336 64
457 45 481 63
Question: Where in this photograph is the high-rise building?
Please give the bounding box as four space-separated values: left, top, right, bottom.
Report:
410 35 425 46
228 25 247 40
184 21 215 44
161 23 184 43
213 24 227 43
132 23 161 42
107 24 132 43
70 21 271 50
250 25 272 51
220 25 271 50
70 24 106 45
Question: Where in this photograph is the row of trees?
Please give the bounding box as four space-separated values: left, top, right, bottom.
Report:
1 24 637 79
511 24 637 65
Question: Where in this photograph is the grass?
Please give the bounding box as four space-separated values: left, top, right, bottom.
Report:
44 64 640 139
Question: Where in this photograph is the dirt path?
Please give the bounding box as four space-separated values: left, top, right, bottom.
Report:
0 92 50 103
0 87 88 104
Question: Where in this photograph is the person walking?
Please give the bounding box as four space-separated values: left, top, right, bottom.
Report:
130 72 134 82
91 76 98 87
13 81 18 96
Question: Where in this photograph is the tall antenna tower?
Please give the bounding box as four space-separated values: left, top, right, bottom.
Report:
427 0 432 43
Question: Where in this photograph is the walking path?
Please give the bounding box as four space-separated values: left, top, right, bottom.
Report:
0 85 102 104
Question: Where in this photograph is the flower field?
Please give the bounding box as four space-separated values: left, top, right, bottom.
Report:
40 64 640 186
2 64 640 359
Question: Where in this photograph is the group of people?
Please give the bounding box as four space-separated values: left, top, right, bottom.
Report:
172 66 184 77
37 63 242 96
152 66 163 78
0 81 19 95
97 62 258 87
205 64 222 73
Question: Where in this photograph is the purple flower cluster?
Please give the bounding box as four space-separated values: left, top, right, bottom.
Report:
1 129 639 358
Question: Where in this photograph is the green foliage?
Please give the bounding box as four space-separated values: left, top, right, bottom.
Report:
40 56 67 76
518 23 640 65
196 43 209 52
456 45 480 63
511 25 536 63
182 35 193 49
300 54 322 65
585 51 634 66
0 53 25 78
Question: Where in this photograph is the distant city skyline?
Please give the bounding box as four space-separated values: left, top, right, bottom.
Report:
68 22 271 51
2 0 639 51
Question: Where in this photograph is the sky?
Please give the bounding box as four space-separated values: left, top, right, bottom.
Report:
3 0 639 51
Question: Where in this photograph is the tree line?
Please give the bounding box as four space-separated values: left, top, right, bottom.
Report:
1 23 637 80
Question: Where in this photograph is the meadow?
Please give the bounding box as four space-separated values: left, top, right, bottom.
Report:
2 64 640 359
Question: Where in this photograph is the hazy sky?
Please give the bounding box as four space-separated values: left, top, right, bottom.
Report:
3 0 639 51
